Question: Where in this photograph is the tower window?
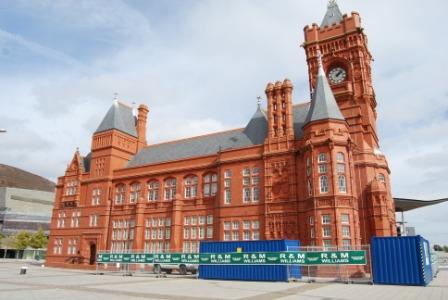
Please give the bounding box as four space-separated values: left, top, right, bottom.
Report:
338 175 347 193
336 152 345 162
378 173 385 182
318 153 327 163
319 175 329 193
203 173 217 197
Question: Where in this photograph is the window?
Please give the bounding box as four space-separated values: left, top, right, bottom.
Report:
323 240 332 250
252 187 260 202
307 179 312 196
342 239 351 249
191 216 197 226
164 178 176 200
224 232 230 241
243 231 250 240
199 216 205 225
342 225 350 237
166 218 171 226
207 215 213 225
89 215 99 227
318 153 327 163
147 181 159 201
318 164 327 174
183 227 189 239
243 220 250 230
67 239 77 255
53 238 63 255
252 167 260 175
378 173 385 182
319 175 329 193
243 177 250 186
224 179 231 187
224 221 231 230
306 156 311 167
338 175 346 193
92 188 101 205
322 226 331 237
199 227 205 239
243 187 251 203
190 227 197 239
252 231 260 240
57 212 66 228
71 211 80 228
341 214 350 224
159 218 165 226
224 169 232 178
336 152 345 162
224 189 231 204
310 227 315 238
309 216 314 225
242 167 250 176
252 220 259 230
232 221 239 230
184 175 198 199
184 216 190 225
232 231 239 241
203 173 218 197
336 163 345 173
252 176 260 185
115 184 125 204
165 228 171 239
322 214 330 224
130 182 141 203
207 226 213 238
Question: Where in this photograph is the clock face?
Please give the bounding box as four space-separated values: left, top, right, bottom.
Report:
328 67 347 84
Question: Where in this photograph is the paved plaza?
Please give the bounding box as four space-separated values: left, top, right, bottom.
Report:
0 261 447 300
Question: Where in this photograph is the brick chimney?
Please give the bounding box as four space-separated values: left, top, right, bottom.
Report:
136 104 149 151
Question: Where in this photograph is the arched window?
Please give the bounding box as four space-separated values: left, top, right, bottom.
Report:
147 180 159 201
115 184 125 205
164 178 177 200
203 173 217 197
378 173 385 182
319 176 328 193
184 175 198 199
338 175 347 193
317 153 327 163
307 179 312 196
129 182 141 203
336 152 345 162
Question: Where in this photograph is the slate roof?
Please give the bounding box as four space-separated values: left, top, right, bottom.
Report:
127 103 311 168
95 101 137 137
305 54 344 123
321 0 343 27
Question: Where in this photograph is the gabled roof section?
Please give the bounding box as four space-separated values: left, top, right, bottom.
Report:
243 105 268 144
95 101 137 137
321 0 343 27
305 52 344 124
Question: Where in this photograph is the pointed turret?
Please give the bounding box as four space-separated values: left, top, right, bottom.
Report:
321 0 343 27
243 104 268 144
305 51 344 124
95 100 137 137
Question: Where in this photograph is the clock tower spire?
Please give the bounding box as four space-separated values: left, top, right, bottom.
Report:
302 2 396 243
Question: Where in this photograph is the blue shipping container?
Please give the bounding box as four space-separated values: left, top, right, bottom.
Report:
199 240 301 282
371 236 433 286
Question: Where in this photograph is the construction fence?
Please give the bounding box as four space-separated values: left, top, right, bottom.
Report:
95 245 371 283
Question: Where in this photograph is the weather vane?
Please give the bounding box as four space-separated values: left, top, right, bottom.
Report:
256 96 262 107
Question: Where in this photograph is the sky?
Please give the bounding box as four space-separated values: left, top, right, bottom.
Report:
0 0 447 244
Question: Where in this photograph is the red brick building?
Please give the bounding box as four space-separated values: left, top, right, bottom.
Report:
47 1 396 268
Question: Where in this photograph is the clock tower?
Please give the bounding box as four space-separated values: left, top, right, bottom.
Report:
302 1 396 243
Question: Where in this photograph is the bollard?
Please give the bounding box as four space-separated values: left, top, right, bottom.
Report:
20 266 27 275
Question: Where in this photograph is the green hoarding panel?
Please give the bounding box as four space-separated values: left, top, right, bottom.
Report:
97 250 366 265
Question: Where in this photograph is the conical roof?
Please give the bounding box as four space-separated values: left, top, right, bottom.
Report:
321 0 343 27
95 100 137 137
305 52 344 124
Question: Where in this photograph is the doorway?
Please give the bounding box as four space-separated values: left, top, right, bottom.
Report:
89 243 97 265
